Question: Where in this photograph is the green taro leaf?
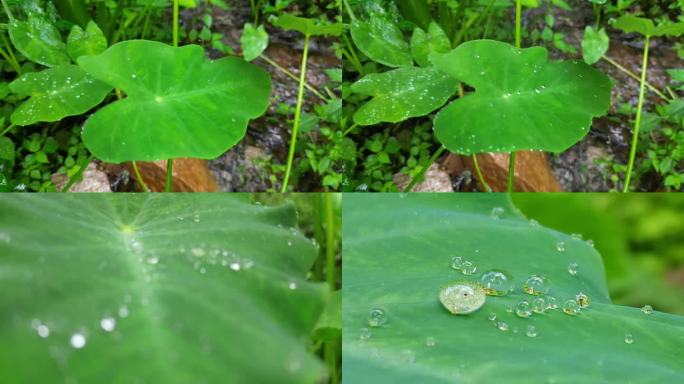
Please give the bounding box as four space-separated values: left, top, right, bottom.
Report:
351 66 458 126
410 22 451 68
343 193 684 383
431 39 612 155
77 40 272 163
273 14 343 36
350 19 412 67
8 16 71 67
240 23 269 62
0 194 328 383
9 64 113 126
67 21 108 61
581 26 609 65
613 15 684 37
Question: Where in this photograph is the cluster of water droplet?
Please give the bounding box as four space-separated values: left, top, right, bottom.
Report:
451 256 477 275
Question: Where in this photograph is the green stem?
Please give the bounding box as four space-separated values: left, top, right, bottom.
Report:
1 0 13 21
515 0 522 48
1 124 14 136
131 161 150 192
602 55 668 101
342 123 358 137
594 4 601 29
404 146 447 192
259 54 328 101
324 194 336 291
481 0 497 39
280 33 311 192
507 151 516 192
472 154 492 192
623 36 650 192
61 155 94 192
342 0 356 22
1 34 21 74
165 159 173 192
172 0 179 47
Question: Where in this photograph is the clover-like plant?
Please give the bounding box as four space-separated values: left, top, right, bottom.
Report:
612 15 684 192
272 14 343 192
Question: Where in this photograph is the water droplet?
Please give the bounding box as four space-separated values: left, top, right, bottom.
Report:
192 214 200 223
288 280 297 290
556 241 565 252
641 305 653 315
490 207 504 219
480 270 513 296
526 325 537 338
546 296 558 310
425 336 436 347
496 321 509 331
287 240 293 247
401 349 415 363
562 299 580 315
460 260 477 275
118 305 129 318
131 74 137 79
439 281 486 315
624 333 634 344
532 297 546 313
528 219 539 227
130 240 143 253
368 308 387 327
70 333 86 349
146 255 159 265
568 262 578 276
100 317 116 332
523 275 549 295
516 300 532 318
191 247 205 257
571 233 583 240
32 320 50 338
488 312 497 321
451 256 463 270
359 327 371 341
575 292 590 308
586 239 594 247
229 259 241 271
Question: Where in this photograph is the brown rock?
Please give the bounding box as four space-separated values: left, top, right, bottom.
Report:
394 163 454 192
444 151 562 192
126 158 219 192
53 162 112 192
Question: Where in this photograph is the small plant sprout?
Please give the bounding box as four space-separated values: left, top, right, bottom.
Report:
612 15 684 192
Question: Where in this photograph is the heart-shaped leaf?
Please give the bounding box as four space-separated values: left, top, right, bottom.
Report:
351 66 458 125
350 19 412 67
581 26 609 65
431 39 612 154
67 21 108 61
77 40 272 163
0 194 328 383
9 64 113 126
612 15 684 37
343 193 684 383
8 16 71 67
240 23 269 62
410 22 451 68
273 14 343 36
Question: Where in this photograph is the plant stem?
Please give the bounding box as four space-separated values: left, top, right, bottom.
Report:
342 123 358 137
172 0 179 47
259 54 328 101
324 194 336 291
623 35 650 192
280 33 311 192
507 151 516 192
342 0 356 22
602 55 669 101
0 33 21 74
404 145 446 192
165 159 173 192
1 0 13 21
472 154 492 192
131 161 150 192
515 0 522 48
1 124 14 136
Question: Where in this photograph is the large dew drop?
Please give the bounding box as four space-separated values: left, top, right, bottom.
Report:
523 275 550 295
70 333 86 349
368 308 387 327
641 305 653 315
479 270 513 296
439 281 486 315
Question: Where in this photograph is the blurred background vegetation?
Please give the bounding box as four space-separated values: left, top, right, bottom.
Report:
513 193 684 315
